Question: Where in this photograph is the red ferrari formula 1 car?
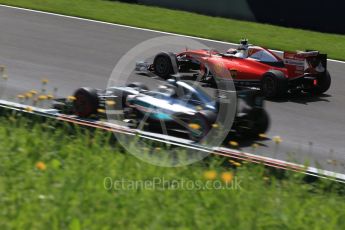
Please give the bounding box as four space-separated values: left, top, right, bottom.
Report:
136 40 331 98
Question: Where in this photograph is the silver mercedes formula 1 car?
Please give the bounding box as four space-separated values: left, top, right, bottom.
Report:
54 80 270 141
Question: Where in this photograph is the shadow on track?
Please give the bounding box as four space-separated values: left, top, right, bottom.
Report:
267 93 331 105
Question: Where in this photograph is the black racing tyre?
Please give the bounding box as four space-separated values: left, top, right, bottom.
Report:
261 71 288 98
126 82 149 91
153 53 175 79
188 111 215 142
238 109 270 138
309 70 331 95
73 87 99 118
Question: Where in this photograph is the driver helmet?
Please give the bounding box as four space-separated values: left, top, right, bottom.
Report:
234 39 250 58
238 38 249 50
158 84 177 97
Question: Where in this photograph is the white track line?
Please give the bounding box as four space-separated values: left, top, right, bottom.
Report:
1 4 344 64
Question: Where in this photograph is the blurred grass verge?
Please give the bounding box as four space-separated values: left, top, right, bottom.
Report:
0 0 344 60
0 110 345 229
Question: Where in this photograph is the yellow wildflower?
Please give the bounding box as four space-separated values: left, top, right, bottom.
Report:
41 79 49 84
25 106 33 112
25 92 33 99
36 161 47 171
229 159 241 167
229 141 239 148
234 162 242 167
273 136 282 144
203 170 217 180
221 172 234 183
38 95 48 100
30 90 38 95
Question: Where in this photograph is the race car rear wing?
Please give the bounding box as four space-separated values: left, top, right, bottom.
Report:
283 50 327 77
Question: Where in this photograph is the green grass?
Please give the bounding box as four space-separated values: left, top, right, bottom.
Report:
0 0 344 60
1 112 345 229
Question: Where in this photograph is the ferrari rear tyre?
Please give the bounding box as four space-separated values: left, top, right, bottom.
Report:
309 70 331 95
261 71 288 98
73 87 99 118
